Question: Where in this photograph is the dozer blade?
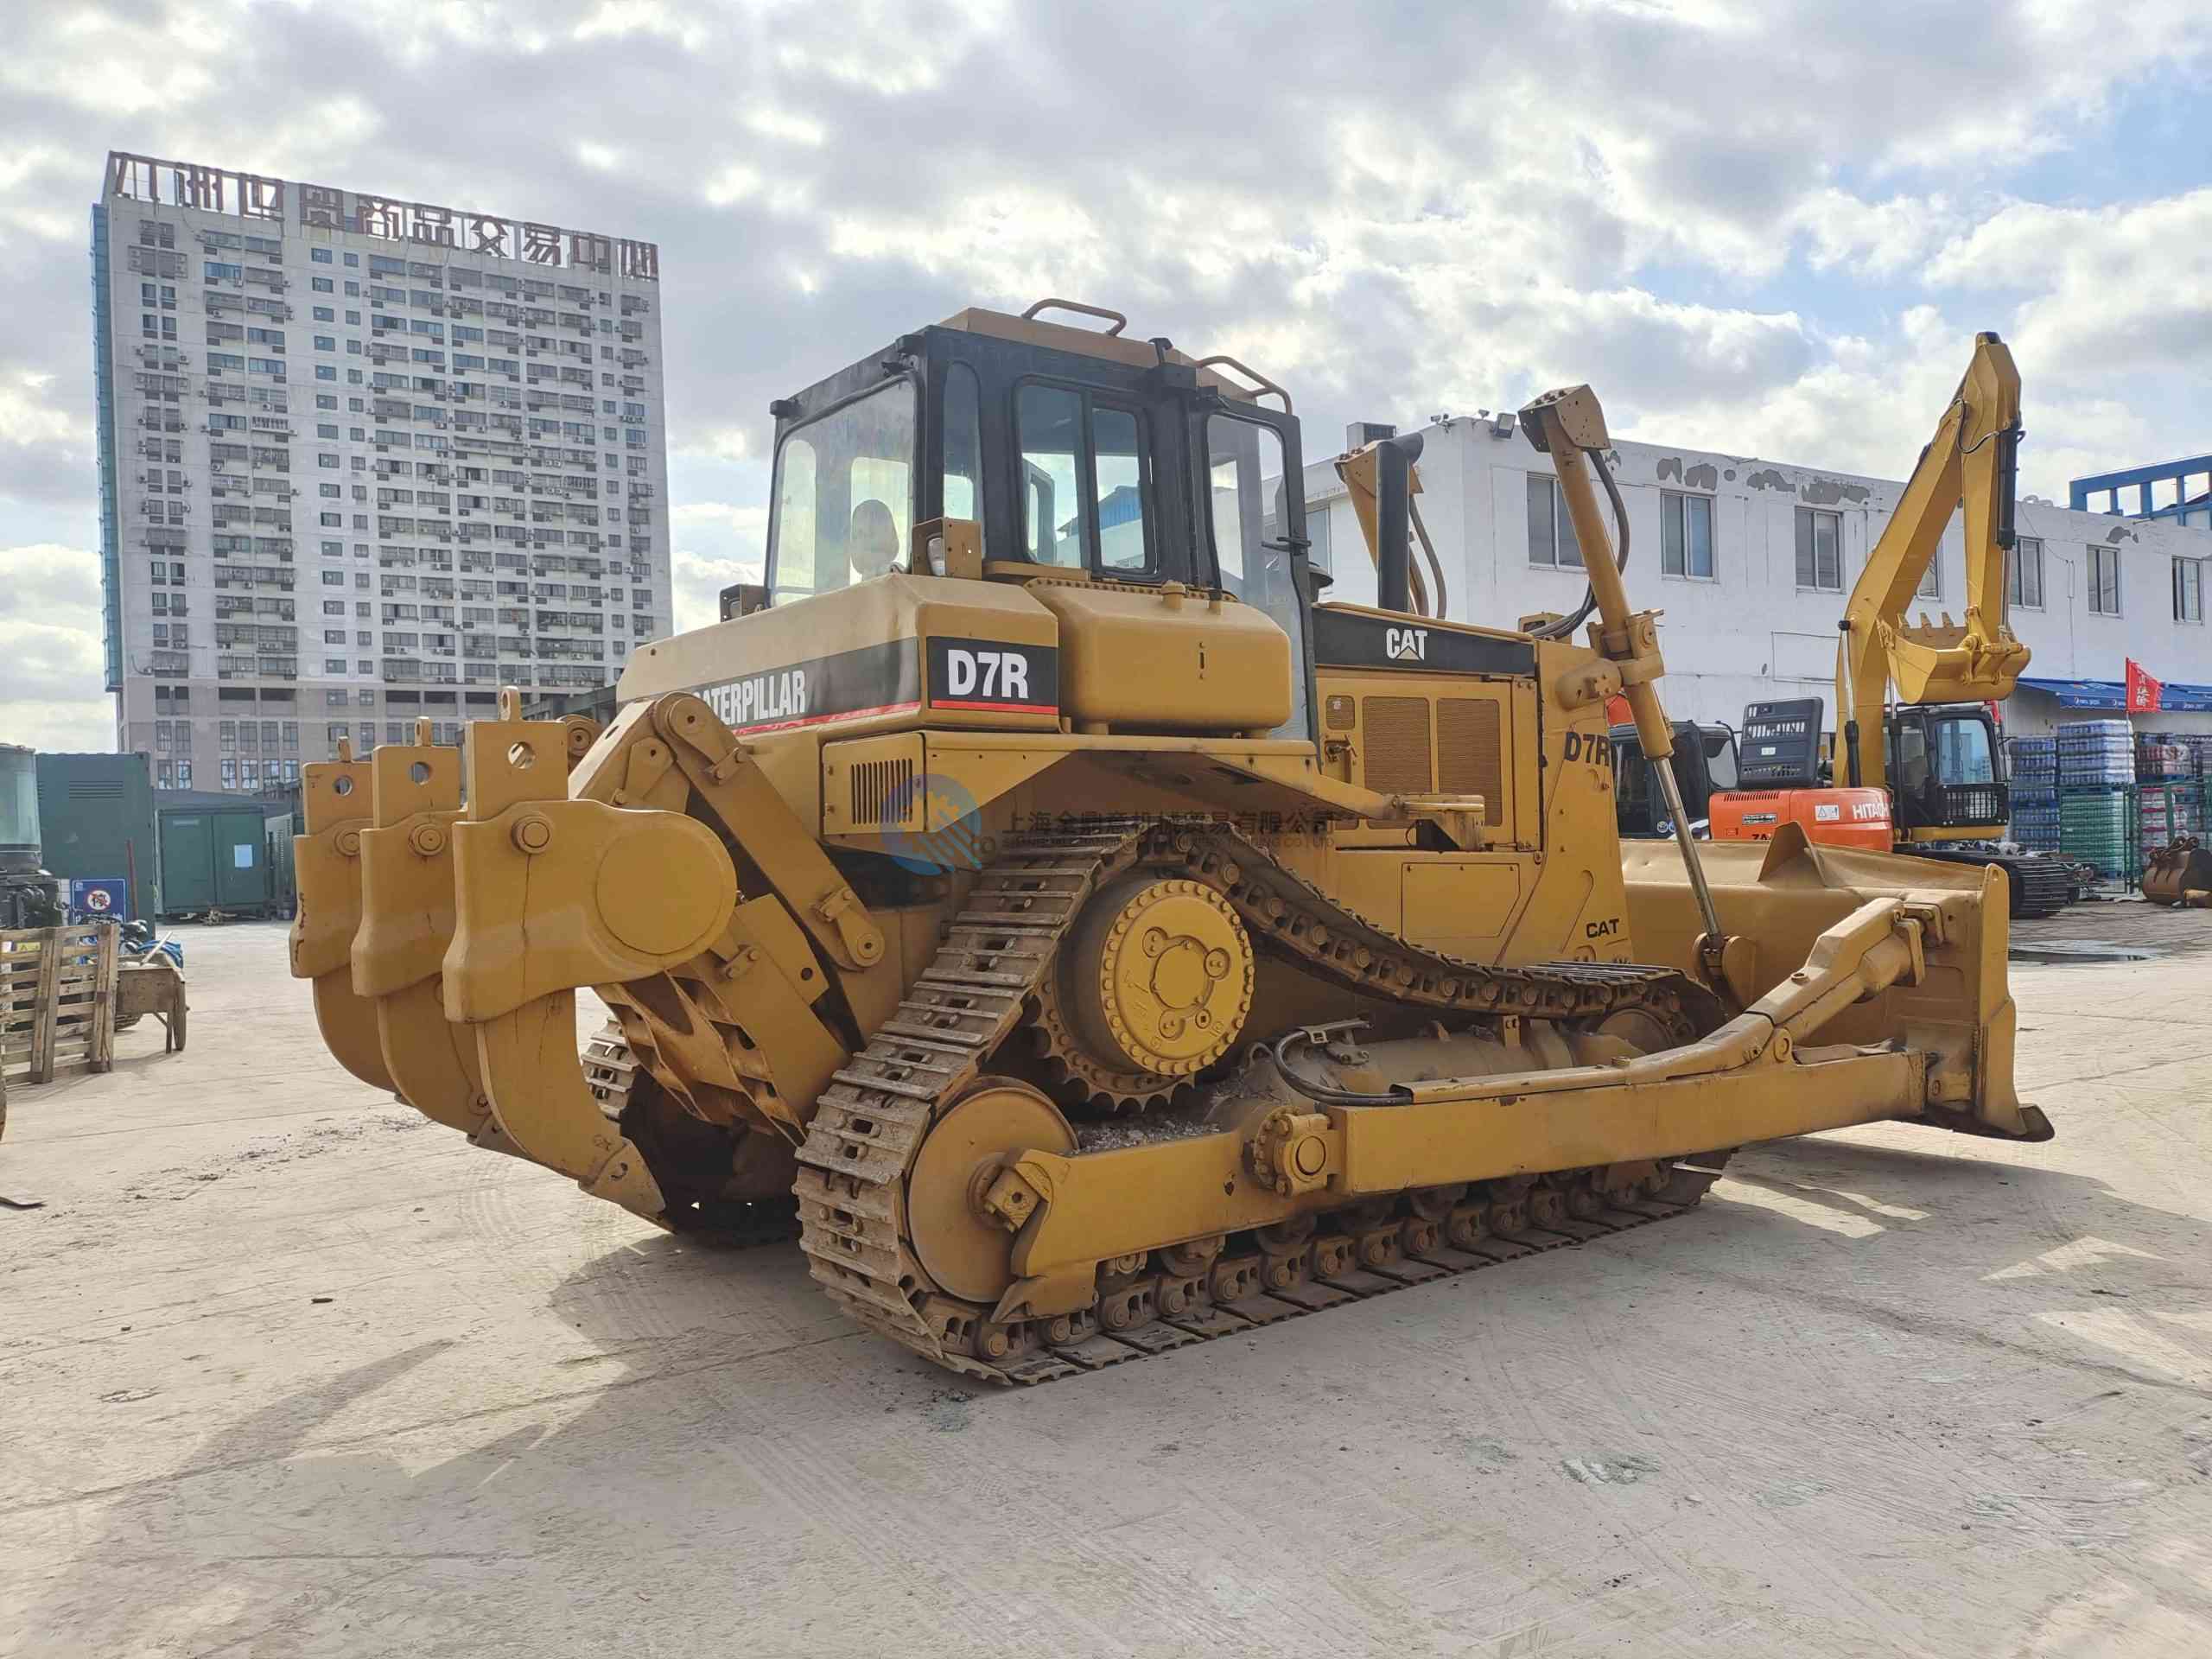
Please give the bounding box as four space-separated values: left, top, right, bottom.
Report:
441 693 745 1224
289 745 393 1094
1620 821 2047 1141
352 725 504 1143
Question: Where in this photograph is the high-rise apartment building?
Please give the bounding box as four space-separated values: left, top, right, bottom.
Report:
92 151 671 791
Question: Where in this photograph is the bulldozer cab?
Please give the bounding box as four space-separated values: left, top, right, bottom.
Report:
752 304 1318 740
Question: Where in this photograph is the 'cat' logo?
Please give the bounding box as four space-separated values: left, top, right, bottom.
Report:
1386 626 1428 661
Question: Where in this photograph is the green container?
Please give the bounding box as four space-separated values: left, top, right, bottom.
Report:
158 805 271 917
34 753 161 919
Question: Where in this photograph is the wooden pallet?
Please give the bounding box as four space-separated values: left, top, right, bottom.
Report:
0 923 119 1087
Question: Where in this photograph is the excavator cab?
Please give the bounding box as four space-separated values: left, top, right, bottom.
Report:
1609 721 1738 838
1886 702 2007 837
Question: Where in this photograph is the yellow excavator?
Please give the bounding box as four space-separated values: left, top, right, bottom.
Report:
293 298 2048 1385
1707 332 2069 914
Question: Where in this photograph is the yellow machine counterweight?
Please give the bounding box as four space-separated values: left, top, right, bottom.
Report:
294 297 2050 1385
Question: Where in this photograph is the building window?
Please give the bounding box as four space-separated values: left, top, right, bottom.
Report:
1306 502 1333 575
312 248 333 264
2177 556 2205 625
1917 553 1941 599
2008 536 2044 611
1660 491 1713 579
1795 507 1843 591
1526 474 1580 568
2089 544 2122 616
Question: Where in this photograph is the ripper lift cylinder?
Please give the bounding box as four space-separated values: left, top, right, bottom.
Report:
1374 432 1424 614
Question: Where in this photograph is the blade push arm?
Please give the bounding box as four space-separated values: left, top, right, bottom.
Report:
1835 331 2029 790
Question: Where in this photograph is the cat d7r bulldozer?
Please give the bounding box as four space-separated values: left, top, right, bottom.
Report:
292 299 2050 1385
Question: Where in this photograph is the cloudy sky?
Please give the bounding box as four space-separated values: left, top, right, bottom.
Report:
3 0 2208 749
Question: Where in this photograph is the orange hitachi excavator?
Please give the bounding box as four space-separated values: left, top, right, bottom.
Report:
1699 333 2071 917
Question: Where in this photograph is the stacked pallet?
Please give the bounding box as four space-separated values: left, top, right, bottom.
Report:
2139 782 2201 860
2138 731 2194 781
2007 734 2059 852
2057 720 2137 786
0 922 119 1090
2056 721 2138 880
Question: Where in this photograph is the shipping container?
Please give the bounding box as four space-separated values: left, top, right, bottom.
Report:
34 753 160 919
157 805 271 918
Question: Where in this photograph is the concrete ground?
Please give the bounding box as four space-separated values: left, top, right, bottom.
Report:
3 912 2209 1658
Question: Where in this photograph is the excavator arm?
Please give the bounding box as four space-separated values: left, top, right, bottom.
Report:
1834 331 2029 791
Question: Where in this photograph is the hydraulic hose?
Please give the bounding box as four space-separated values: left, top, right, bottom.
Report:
1530 446 1630 640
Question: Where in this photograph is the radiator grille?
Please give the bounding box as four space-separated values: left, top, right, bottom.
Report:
851 757 916 830
1363 696 1433 793
1437 698 1503 824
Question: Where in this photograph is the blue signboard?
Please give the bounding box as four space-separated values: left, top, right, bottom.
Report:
69 877 130 922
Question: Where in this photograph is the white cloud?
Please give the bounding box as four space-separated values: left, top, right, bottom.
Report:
0 0 2207 709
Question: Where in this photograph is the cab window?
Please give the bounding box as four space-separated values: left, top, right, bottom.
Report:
1934 715 1995 784
942 362 985 548
1205 413 1287 593
1895 723 1929 791
1205 412 1307 741
1704 729 1738 791
1017 382 1154 575
766 379 915 605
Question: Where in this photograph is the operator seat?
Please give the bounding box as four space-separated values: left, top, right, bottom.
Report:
849 499 900 580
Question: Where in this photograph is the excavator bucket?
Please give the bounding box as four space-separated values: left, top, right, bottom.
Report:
2143 836 2212 907
289 744 391 1094
1885 613 2031 704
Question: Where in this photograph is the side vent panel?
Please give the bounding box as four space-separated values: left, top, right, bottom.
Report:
1437 697 1504 824
1362 696 1433 794
851 756 916 832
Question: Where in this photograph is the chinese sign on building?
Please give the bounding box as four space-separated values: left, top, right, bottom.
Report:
105 151 659 281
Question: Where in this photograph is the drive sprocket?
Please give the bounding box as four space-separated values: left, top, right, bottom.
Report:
1024 869 1256 1114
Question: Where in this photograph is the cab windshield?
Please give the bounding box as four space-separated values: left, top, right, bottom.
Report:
1933 714 1998 784
766 380 916 605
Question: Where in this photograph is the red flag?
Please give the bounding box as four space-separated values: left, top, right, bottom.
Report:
1604 694 1632 727
2126 658 2164 712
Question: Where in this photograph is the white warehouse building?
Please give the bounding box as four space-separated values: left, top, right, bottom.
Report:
1301 413 2212 740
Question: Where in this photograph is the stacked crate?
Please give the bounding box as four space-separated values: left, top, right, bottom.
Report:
2139 731 2193 782
2139 731 2209 859
0 921 119 1090
2056 720 2137 880
2057 720 2137 785
2006 734 2059 852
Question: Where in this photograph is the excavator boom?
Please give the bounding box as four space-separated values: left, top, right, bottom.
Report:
1836 331 2030 791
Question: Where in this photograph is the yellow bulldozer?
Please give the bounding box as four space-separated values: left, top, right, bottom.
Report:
293 298 2050 1385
